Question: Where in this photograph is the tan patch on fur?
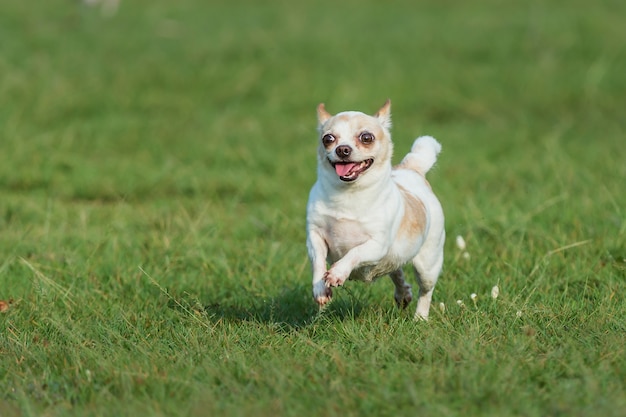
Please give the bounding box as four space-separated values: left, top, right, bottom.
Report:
317 103 332 124
394 160 414 171
333 114 353 124
397 185 427 238
354 127 383 153
375 99 391 118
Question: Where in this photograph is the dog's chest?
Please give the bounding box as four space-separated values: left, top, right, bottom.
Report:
323 217 370 261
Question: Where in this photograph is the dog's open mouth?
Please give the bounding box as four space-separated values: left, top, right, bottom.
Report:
330 159 374 182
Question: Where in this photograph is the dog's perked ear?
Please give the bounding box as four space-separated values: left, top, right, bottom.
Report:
317 103 332 125
374 99 392 129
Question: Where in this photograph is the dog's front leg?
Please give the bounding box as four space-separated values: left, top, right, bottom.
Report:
307 230 333 306
324 240 386 287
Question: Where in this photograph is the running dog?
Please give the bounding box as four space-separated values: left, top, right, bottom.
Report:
306 100 445 320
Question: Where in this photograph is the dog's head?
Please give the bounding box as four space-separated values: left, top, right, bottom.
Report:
316 100 393 186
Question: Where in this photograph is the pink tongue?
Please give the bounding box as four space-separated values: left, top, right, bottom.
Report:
335 163 357 177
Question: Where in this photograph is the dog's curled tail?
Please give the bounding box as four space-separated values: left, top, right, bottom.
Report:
399 136 442 175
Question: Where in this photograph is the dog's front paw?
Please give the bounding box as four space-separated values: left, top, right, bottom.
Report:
313 281 333 306
323 268 348 288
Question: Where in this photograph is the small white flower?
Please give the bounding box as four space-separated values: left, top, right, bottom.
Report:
439 302 445 313
470 293 477 304
455 235 467 251
516 310 522 318
456 299 465 308
491 285 499 299
462 252 471 260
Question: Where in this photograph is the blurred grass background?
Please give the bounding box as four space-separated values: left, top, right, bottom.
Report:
1 0 625 416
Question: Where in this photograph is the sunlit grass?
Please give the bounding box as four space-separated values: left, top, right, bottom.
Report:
1 0 625 416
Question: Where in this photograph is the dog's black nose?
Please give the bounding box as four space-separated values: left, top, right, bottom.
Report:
335 145 352 158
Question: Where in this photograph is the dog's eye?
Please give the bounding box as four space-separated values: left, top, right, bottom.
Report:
359 132 375 144
322 134 335 146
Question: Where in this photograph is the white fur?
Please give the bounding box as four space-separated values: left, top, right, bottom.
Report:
306 101 445 320
401 135 441 175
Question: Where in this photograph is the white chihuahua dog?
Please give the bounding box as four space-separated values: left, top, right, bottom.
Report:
306 100 445 320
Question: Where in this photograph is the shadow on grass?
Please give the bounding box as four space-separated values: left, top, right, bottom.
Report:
201 284 369 330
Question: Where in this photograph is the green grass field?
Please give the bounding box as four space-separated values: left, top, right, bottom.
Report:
1 0 625 415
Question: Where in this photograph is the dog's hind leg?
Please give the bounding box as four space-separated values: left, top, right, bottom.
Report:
390 269 413 309
412 249 443 320
412 197 445 320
